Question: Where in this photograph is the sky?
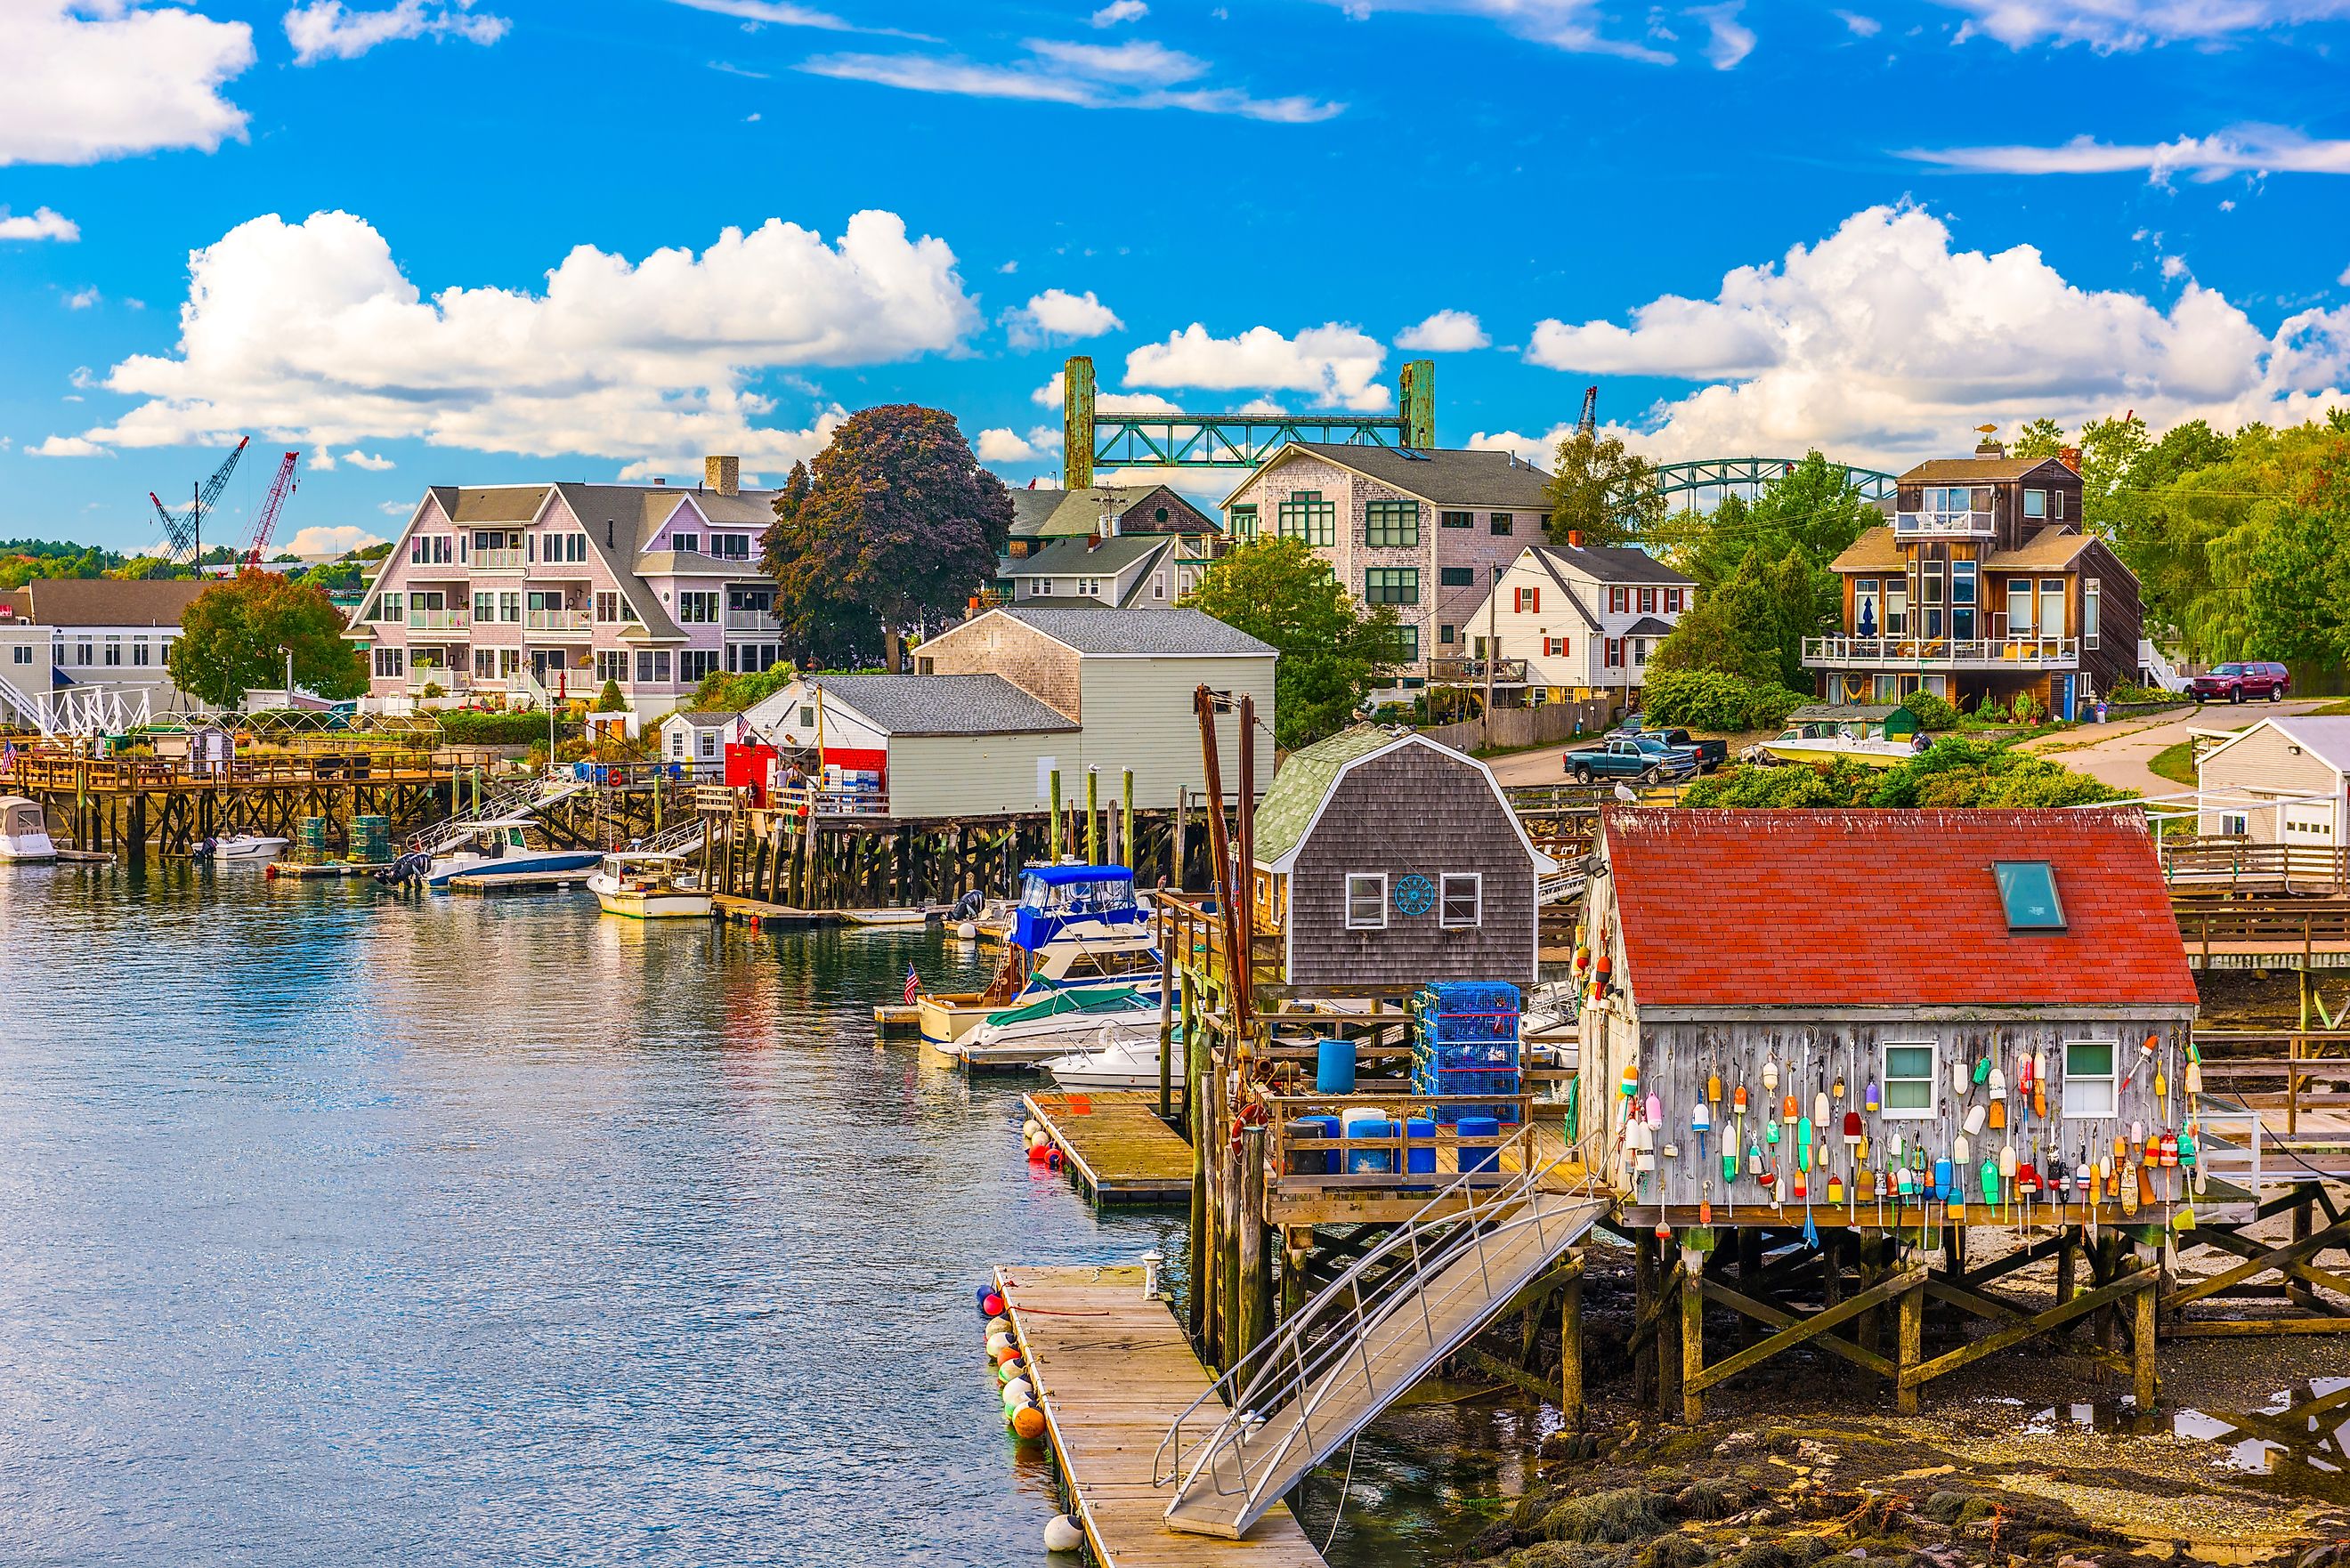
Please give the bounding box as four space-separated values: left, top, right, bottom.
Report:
2 0 2347 557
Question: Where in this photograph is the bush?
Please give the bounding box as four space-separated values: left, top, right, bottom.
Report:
1900 691 1960 730
1641 669 1810 732
593 678 628 713
437 709 575 746
2103 682 2175 705
1682 737 2122 811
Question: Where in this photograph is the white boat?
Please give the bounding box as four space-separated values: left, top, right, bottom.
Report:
916 864 1161 1047
588 851 713 920
1042 1026 1172 1092
0 796 56 862
1757 705 1928 770
841 907 932 927
208 833 290 861
958 984 1163 1071
414 819 605 890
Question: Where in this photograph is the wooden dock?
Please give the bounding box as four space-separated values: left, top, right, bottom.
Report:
709 893 840 928
994 1264 1326 1568
1026 1091 1192 1205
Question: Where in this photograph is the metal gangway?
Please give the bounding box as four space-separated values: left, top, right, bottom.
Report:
1155 1128 1606 1540
0 671 151 739
408 772 586 857
624 818 706 857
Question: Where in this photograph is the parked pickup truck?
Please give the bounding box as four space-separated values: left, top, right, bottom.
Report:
1562 735 1700 785
1637 727 1729 773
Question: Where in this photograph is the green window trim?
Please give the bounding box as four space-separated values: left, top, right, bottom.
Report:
1490 513 1514 536
1439 510 1474 529
1277 490 1336 547
1229 505 1258 540
1365 498 1421 548
1365 567 1419 605
1438 565 1475 587
1392 624 1420 663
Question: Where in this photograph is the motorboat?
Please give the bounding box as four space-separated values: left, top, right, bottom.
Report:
1042 1024 1173 1092
0 796 55 862
401 819 604 891
959 982 1163 1072
207 833 290 861
1755 704 1927 770
588 851 713 919
916 864 1161 1047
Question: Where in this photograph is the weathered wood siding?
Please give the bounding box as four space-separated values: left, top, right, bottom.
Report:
2078 537 2143 695
917 614 1083 720
1286 746 1537 989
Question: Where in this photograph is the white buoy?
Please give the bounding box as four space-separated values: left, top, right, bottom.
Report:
1002 1378 1033 1408
985 1315 1012 1337
1043 1515 1083 1553
986 1331 1014 1356
1028 1131 1049 1151
959 920 979 942
1022 1119 1043 1140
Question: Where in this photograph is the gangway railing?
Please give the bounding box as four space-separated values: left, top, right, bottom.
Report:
407 772 585 856
1154 1122 1602 1539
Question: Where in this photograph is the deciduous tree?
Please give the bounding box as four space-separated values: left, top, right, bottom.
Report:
167 570 367 709
1180 537 1398 748
1541 429 1663 547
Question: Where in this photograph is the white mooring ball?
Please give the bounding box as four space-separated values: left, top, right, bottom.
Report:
1002 1378 1033 1408
959 920 979 942
986 1331 1014 1356
1043 1514 1083 1553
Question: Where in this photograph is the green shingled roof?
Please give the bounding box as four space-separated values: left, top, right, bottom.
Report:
1250 724 1406 866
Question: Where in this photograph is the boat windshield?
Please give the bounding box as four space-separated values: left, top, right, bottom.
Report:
1018 876 1135 916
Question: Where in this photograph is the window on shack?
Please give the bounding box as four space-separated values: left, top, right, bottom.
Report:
1882 1041 1936 1119
1439 873 1482 928
2063 1039 2117 1117
1992 860 2066 930
1344 873 1388 930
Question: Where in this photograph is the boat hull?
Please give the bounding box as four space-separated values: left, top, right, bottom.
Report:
1761 740 1914 770
0 833 56 862
596 887 714 919
425 849 604 890
960 1006 1161 1071
212 836 289 861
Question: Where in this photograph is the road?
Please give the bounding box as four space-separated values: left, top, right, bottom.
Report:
2019 698 2330 798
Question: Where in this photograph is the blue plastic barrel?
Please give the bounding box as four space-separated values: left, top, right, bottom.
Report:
1343 1113 1395 1175
1458 1115 1502 1172
1403 1117 1438 1190
1316 1037 1356 1095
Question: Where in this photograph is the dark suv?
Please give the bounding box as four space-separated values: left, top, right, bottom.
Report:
2191 661 2292 703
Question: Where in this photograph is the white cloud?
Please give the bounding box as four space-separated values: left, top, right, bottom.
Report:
1936 0 2350 47
344 449 396 470
802 38 1341 122
284 0 508 63
63 285 100 310
1091 0 1148 22
708 59 770 77
667 0 857 29
64 208 981 474
1030 369 1181 413
378 499 412 515
286 523 388 556
1395 309 1489 351
0 206 78 241
1007 287 1124 347
28 435 109 457
2340 263 2350 286
975 425 1064 464
1124 323 1390 411
1297 0 1673 61
2161 254 2190 280
1834 9 1881 34
308 448 336 471
1904 125 2350 182
1 2 255 167
1522 202 2350 466
1688 2 1754 65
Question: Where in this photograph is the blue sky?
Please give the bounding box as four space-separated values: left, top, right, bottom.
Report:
3 0 2346 556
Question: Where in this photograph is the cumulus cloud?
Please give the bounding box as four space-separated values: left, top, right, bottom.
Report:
64 208 981 474
28 435 109 457
1523 202 2350 466
285 523 388 556
1905 125 2350 182
1834 9 1881 34
975 425 1064 463
1395 309 1490 352
63 286 100 310
1689 2 1754 66
1935 0 2350 47
0 206 78 241
1125 323 1390 411
344 449 396 470
1 2 255 166
1030 370 1180 413
1007 287 1124 347
284 0 508 63
377 499 412 515
1091 0 1148 21
803 36 1341 122
1302 0 1672 61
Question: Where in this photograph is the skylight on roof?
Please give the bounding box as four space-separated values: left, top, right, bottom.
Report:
1992 861 2066 931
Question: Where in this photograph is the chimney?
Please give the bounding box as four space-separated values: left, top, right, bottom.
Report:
705 455 741 497
1568 529 1584 548
2058 445 2082 473
1974 437 2006 459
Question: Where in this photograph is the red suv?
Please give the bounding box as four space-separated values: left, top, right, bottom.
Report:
2191 661 2292 703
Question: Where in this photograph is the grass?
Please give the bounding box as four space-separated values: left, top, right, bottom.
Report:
2147 738 2198 785
2313 698 2350 715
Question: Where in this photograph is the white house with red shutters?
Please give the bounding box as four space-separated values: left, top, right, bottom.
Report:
345 456 787 712
1461 543 1696 706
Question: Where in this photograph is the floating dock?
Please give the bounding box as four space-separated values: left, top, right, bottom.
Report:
447 868 594 893
993 1264 1326 1568
1026 1091 1192 1205
709 893 840 928
265 860 391 879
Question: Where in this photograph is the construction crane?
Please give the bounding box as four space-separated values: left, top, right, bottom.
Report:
148 436 250 565
242 451 301 569
1577 385 1599 435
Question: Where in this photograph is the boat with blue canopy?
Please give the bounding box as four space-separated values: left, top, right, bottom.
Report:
915 863 1162 1050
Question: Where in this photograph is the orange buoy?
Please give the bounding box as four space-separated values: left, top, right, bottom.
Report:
1010 1403 1047 1440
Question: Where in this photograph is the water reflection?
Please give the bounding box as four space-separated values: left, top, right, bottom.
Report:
2017 1383 2350 1501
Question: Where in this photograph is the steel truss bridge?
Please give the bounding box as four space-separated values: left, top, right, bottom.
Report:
1639 457 1898 509
1062 356 1433 487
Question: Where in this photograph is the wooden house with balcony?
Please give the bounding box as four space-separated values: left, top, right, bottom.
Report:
1804 442 2143 716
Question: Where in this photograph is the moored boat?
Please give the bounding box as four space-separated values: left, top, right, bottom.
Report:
915 864 1160 1047
405 819 604 890
1041 1025 1172 1092
0 796 56 862
588 851 713 919
207 833 291 861
957 982 1163 1071
1756 704 1927 769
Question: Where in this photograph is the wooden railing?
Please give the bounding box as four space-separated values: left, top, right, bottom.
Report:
0 754 450 789
1260 1091 1533 1209
2192 1030 2350 1138
2161 837 2350 895
2176 900 2350 960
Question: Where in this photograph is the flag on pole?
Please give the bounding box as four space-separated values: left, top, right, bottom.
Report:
904 963 921 1005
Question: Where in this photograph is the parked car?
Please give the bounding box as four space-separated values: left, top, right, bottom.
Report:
2190 661 2291 703
1639 727 1729 773
1563 735 1699 785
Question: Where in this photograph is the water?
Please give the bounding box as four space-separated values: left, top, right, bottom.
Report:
0 862 1181 1566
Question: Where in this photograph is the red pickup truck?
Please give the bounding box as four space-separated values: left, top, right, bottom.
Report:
2190 661 2292 703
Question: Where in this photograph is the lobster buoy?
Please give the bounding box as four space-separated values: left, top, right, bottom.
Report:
995 1343 1024 1368
980 1290 1006 1318
985 1330 1014 1356
1002 1378 1033 1408
1044 1514 1084 1553
985 1314 1011 1336
1028 1139 1052 1164
1023 1119 1043 1140
1010 1403 1048 1440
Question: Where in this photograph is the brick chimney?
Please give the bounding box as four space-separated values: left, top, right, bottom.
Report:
2058 445 2083 473
704 455 741 497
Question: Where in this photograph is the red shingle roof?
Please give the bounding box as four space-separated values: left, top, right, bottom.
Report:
1600 807 2199 1010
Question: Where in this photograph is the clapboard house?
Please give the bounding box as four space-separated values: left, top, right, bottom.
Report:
1578 806 2200 1220
1250 727 1556 991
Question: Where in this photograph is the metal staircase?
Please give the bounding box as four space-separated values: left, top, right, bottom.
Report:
0 669 51 735
409 773 585 856
1155 1130 1605 1540
629 819 706 856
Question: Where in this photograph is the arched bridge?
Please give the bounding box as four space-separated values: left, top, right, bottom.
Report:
1641 457 1898 508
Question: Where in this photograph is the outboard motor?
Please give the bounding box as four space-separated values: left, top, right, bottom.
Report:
950 888 985 923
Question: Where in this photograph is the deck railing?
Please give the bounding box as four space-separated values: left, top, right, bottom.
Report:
2160 836 2350 895
1803 634 2079 670
2175 900 2350 959
0 754 451 789
2192 1029 2350 1140
525 609 593 634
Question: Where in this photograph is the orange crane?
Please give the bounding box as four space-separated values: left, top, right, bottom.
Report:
242 451 301 569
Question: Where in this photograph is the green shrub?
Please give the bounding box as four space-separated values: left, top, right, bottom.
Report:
593 678 628 713
436 709 575 746
2103 682 2175 705
1641 669 1810 732
1682 737 2121 811
1900 691 1960 729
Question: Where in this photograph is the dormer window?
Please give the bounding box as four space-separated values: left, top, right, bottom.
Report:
673 533 701 554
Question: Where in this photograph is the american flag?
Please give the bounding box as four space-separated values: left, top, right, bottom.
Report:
904 963 921 1005
734 715 750 744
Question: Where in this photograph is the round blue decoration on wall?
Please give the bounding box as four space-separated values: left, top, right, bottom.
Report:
1393 874 1436 917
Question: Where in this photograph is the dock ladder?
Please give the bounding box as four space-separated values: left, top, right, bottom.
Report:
1154 1129 1605 1540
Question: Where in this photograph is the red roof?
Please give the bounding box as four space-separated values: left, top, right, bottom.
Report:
1600 807 2199 1010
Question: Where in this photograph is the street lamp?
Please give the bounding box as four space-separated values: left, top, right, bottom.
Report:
280 644 293 704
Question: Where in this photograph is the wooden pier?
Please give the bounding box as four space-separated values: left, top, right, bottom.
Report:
1026 1092 1193 1204
993 1264 1326 1568
709 893 839 928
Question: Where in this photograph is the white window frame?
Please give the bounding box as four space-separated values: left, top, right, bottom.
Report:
1880 1039 1937 1120
1344 873 1388 930
2062 1039 2118 1118
2022 487 2047 519
1438 872 1482 928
